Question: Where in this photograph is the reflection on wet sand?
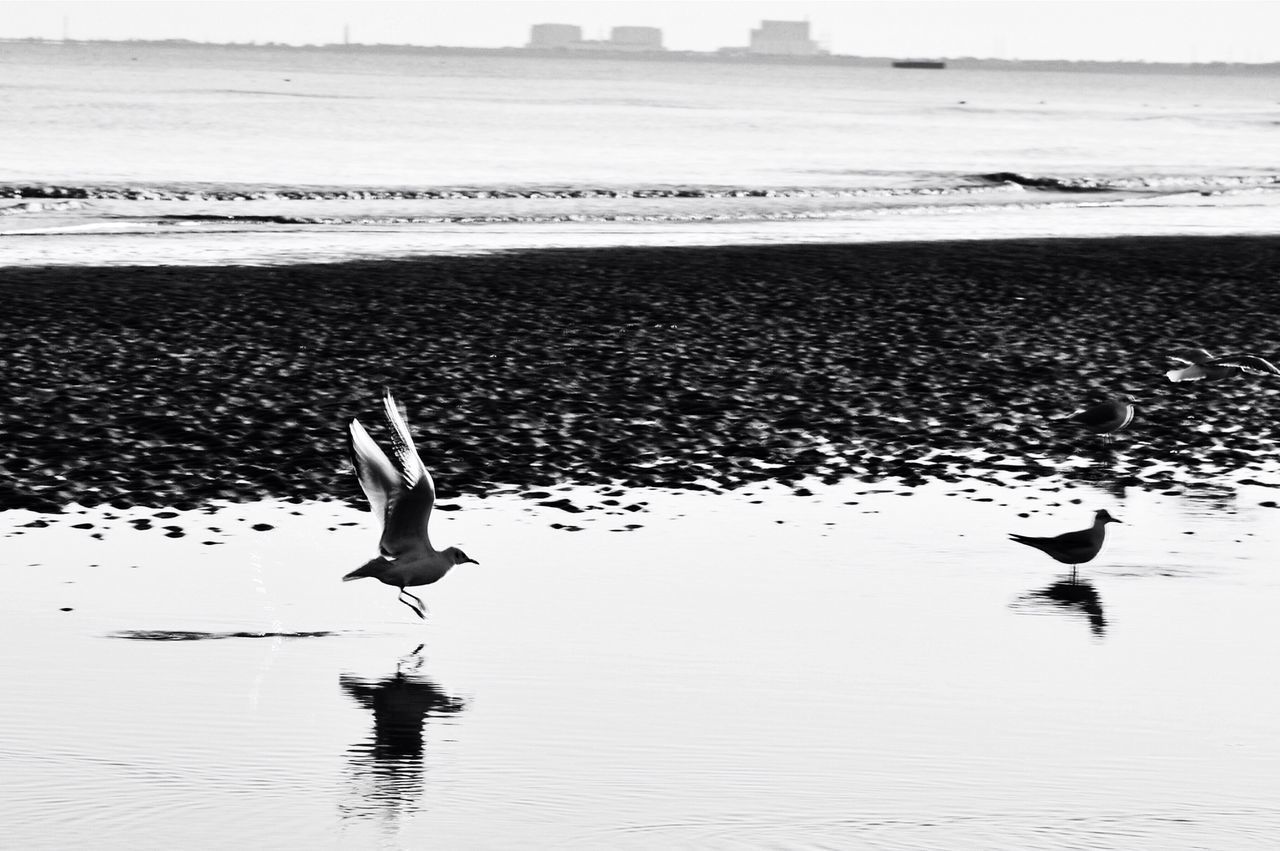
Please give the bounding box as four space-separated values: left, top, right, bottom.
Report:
1067 448 1132 500
1013 579 1107 637
1169 482 1239 514
339 644 466 823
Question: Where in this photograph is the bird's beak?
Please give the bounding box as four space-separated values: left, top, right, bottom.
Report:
467 557 480 565
1109 517 1122 524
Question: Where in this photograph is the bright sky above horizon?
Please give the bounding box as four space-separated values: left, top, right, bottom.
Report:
2 0 1278 63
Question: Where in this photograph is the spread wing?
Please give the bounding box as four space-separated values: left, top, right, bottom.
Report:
377 389 438 558
382 389 432 490
1169 347 1213 366
348 417 402 530
1208 354 1280 376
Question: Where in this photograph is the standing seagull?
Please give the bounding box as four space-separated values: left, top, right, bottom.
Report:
1061 398 1135 443
344 389 478 619
1008 509 1120 583
1165 347 1280 382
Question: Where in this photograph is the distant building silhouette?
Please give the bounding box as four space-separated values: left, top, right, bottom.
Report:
609 26 663 50
528 23 582 48
526 23 664 52
749 20 822 56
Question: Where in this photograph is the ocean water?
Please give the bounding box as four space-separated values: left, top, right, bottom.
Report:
2 41 1279 264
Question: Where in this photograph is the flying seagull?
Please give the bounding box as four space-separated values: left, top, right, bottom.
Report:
1165 347 1280 382
1008 509 1120 583
343 389 478 619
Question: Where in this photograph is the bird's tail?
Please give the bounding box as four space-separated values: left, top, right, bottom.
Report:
1008 533 1036 546
343 557 388 582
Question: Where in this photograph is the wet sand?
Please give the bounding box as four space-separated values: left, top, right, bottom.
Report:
4 235 1280 515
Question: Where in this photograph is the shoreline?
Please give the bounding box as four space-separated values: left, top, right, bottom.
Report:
5 234 1280 513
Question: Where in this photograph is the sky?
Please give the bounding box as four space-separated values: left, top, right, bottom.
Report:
2 0 1279 63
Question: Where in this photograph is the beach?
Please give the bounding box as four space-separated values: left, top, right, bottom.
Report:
5 235 1280 519
7 32 1280 847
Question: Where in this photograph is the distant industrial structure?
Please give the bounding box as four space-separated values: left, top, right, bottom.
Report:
528 23 664 52
747 20 823 56
526 20 825 56
527 23 581 49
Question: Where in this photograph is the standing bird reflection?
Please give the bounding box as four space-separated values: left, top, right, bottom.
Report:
344 389 479 619
1008 509 1120 583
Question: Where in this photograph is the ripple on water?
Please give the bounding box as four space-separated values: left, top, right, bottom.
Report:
107 629 340 641
559 808 1280 850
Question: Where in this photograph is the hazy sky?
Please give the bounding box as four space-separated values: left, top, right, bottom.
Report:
3 0 1278 63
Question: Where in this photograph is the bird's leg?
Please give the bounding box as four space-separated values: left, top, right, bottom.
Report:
1070 564 1078 585
397 643 426 675
397 588 428 620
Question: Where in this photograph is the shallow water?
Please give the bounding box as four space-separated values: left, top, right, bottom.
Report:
5 478 1280 848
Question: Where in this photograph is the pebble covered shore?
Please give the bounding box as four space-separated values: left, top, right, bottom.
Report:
4 235 1280 514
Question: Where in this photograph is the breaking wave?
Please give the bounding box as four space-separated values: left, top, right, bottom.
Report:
5 172 1278 262
976 172 1280 193
4 172 1277 205
2 180 1017 203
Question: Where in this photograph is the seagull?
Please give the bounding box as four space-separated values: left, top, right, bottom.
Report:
1008 509 1120 583
343 389 478 619
1060 398 1135 443
1165 347 1280 382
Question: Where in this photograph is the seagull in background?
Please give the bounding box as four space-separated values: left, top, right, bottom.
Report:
1060 398 1135 443
1009 509 1120 583
1165 347 1280 383
344 389 478 619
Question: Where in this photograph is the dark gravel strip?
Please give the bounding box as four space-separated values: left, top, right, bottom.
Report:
4 236 1280 513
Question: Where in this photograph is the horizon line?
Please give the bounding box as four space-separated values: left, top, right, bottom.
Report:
5 36 1279 68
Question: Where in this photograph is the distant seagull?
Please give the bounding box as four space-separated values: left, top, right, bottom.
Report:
1165 347 1280 382
1009 509 1120 583
1060 398 1135 443
344 389 478 619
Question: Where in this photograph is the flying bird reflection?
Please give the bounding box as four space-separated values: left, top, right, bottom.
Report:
339 644 467 821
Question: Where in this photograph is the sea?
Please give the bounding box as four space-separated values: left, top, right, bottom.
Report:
4 39 1280 850
1 40 1279 265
